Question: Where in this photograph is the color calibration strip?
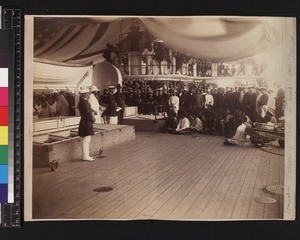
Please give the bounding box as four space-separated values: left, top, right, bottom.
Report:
3 9 16 205
0 27 14 205
0 53 9 203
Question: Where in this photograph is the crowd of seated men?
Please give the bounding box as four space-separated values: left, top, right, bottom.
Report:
33 90 76 121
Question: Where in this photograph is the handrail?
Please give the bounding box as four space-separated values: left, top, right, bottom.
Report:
110 51 265 80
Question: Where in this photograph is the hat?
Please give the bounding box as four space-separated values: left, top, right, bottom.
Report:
266 107 275 116
108 85 115 89
79 86 90 94
91 85 98 92
153 39 164 43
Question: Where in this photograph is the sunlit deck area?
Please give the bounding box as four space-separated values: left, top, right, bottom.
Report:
32 130 284 220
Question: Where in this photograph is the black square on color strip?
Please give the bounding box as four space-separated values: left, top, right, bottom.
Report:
0 49 9 68
0 30 13 68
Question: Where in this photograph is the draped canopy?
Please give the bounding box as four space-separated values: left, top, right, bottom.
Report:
33 60 93 89
34 16 283 65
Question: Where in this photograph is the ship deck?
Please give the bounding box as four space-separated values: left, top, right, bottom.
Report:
32 130 284 220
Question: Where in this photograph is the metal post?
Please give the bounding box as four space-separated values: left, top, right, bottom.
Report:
128 52 131 75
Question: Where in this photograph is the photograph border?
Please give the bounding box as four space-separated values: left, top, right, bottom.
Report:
24 15 296 221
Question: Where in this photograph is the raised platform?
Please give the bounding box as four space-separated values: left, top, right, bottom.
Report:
33 123 135 168
123 115 166 132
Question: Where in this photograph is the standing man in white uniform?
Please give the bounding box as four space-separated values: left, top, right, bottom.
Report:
89 85 102 124
168 89 179 114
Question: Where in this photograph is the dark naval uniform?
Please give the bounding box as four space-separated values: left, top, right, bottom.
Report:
78 97 95 137
106 93 118 117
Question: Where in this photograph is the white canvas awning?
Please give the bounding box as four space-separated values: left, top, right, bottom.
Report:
33 16 283 64
33 59 93 89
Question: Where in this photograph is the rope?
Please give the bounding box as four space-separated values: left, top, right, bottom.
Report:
257 132 284 156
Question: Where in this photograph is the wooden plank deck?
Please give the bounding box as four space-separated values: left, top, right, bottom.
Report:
32 131 284 220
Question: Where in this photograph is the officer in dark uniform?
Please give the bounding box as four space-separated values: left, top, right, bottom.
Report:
275 83 284 120
107 85 118 124
78 87 95 161
114 84 125 124
249 86 258 121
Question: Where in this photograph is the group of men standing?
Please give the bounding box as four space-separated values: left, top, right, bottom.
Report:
76 81 284 161
119 82 284 123
87 84 125 125
77 84 124 161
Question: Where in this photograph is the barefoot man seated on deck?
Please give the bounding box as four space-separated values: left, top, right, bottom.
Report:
175 110 191 134
189 111 203 133
223 116 250 146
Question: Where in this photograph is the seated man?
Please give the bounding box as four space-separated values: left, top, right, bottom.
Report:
189 112 203 132
224 116 248 146
165 109 178 133
265 108 277 124
175 110 191 134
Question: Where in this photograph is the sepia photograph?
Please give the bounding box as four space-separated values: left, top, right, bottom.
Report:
24 16 296 221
